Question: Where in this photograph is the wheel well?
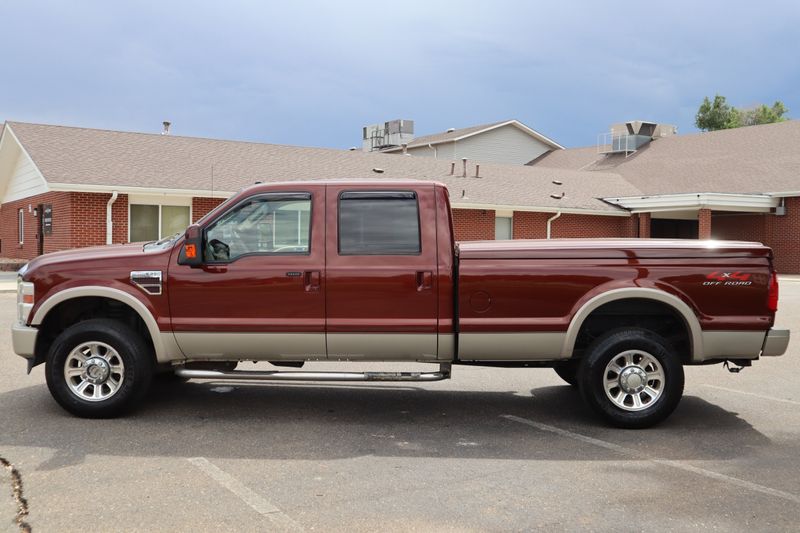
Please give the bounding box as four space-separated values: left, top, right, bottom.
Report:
572 298 692 363
34 297 156 365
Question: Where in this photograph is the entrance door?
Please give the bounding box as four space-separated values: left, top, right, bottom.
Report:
168 185 326 360
324 183 439 360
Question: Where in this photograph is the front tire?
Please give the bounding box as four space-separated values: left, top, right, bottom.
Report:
578 328 684 429
46 319 154 418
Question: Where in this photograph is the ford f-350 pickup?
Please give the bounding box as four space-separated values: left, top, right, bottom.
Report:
12 181 790 428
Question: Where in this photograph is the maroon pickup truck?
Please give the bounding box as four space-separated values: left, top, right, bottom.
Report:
12 181 789 428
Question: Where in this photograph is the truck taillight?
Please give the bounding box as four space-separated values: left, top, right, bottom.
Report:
768 271 779 313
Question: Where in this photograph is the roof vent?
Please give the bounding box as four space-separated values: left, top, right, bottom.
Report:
372 168 385 174
446 128 455 133
552 179 563 185
161 121 171 135
550 192 565 200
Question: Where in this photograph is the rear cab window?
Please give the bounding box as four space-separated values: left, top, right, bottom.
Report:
338 191 421 255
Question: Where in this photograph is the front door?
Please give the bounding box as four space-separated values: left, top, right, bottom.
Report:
324 183 439 360
168 185 326 360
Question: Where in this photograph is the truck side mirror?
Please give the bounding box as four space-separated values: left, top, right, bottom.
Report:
177 224 204 266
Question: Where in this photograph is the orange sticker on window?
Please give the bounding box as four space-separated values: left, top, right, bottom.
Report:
185 243 197 258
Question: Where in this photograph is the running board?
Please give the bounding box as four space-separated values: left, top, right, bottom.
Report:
174 363 452 382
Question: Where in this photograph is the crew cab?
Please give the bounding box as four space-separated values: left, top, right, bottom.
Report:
12 181 790 428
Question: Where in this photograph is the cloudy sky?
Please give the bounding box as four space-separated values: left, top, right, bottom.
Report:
2 1 798 148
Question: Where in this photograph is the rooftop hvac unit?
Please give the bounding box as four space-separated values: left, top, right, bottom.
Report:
598 120 677 156
362 119 414 152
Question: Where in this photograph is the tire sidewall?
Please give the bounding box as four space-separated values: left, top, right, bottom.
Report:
578 328 684 429
46 319 153 418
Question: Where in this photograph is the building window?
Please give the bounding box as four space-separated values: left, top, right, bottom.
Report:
129 204 191 242
495 215 512 240
338 191 421 255
18 209 24 244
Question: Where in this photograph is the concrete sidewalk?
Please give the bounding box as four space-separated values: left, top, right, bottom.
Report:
0 272 16 293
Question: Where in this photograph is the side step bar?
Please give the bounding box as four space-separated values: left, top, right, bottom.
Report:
174 363 452 383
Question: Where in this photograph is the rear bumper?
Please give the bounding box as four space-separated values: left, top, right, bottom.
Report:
12 322 37 360
762 328 790 357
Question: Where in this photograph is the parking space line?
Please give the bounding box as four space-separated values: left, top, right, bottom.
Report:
701 384 800 406
188 457 304 530
501 414 800 505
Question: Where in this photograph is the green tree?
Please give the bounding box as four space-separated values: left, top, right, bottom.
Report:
696 95 789 131
695 95 740 131
737 101 789 126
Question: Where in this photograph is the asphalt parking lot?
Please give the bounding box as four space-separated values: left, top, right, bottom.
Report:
1 284 800 533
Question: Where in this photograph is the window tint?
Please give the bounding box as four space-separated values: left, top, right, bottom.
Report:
338 191 421 255
205 194 311 261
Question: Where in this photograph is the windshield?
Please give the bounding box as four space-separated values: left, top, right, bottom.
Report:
143 232 181 252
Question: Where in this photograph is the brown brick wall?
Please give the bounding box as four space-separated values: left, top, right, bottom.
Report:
712 199 800 273
192 197 225 223
638 213 651 238
452 208 495 240
698 208 712 239
549 213 638 238
0 192 131 260
0 192 73 259
71 193 129 248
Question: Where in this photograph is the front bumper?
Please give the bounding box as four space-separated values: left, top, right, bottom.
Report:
12 322 37 360
762 328 790 357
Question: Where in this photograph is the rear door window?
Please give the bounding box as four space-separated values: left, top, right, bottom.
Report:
338 191 421 255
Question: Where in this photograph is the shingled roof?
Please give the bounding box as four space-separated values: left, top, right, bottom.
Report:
531 120 800 196
1 122 636 214
383 119 564 152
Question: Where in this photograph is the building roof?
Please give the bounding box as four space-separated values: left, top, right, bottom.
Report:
531 120 800 196
0 121 636 214
383 119 564 152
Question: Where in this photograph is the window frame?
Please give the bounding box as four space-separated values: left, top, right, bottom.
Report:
128 201 193 243
18 209 24 245
337 190 422 256
203 192 314 264
494 215 513 240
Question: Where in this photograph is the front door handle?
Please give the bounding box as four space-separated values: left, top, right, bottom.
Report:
416 271 433 291
304 270 321 292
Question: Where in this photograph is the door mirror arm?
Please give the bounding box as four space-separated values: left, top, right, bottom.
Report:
177 224 204 267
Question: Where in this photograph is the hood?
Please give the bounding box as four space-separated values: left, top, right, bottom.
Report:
22 242 167 280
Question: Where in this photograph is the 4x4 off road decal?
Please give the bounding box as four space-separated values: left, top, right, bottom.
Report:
703 271 753 286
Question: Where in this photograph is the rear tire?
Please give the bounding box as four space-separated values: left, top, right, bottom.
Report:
553 361 579 387
578 328 684 429
45 319 154 418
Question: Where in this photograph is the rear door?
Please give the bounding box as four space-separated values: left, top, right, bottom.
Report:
325 183 439 360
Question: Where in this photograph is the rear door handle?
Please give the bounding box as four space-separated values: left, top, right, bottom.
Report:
304 270 321 292
416 271 433 291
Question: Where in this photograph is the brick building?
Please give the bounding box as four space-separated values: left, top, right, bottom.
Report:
530 120 800 273
0 121 641 262
2 119 800 272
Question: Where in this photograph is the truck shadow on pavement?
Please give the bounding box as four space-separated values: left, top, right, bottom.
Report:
0 380 773 471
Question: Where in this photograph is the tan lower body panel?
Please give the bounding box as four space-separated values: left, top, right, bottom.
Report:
327 333 439 361
458 332 567 361
699 330 767 361
174 332 326 360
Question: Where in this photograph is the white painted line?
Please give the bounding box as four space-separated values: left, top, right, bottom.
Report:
501 415 800 505
701 384 800 406
188 457 303 530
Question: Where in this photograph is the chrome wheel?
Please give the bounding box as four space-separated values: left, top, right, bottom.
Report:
63 342 125 402
603 349 664 411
